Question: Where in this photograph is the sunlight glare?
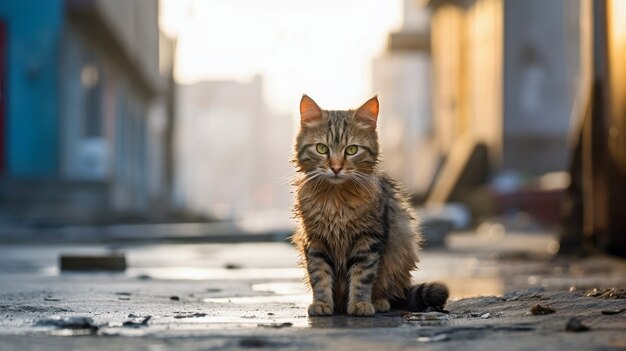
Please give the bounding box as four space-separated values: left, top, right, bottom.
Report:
159 0 403 113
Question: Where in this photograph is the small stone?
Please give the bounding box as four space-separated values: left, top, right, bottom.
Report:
417 334 449 342
225 263 242 269
170 296 180 301
480 313 491 319
267 312 274 316
530 304 555 315
601 308 625 315
565 317 590 332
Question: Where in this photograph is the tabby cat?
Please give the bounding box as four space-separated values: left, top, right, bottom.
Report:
292 95 448 316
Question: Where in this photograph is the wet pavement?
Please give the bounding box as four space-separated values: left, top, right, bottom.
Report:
0 232 625 350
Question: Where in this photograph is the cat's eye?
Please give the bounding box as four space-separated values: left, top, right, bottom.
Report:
316 143 329 154
345 145 358 155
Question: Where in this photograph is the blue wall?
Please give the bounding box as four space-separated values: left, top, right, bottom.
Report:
0 0 63 177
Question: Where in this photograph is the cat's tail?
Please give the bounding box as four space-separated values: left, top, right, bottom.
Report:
393 282 449 312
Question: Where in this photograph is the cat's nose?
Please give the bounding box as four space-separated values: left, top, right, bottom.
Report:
330 165 343 175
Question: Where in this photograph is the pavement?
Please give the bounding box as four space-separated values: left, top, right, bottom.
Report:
0 231 625 350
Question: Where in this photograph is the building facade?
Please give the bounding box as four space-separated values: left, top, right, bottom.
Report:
428 0 587 176
0 0 174 226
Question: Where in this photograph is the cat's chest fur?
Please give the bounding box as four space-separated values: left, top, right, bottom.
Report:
297 181 382 239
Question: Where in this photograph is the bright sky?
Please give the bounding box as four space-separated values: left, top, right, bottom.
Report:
159 0 403 113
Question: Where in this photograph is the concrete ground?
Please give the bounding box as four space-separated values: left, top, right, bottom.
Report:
0 231 625 350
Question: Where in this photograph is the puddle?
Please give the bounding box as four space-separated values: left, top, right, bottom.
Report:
307 314 409 328
204 294 311 305
126 267 303 281
161 315 310 329
251 282 308 295
37 265 305 282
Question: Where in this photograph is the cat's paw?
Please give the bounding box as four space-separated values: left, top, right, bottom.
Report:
308 301 333 316
373 298 391 312
347 301 376 316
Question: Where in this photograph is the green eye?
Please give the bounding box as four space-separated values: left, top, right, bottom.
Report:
316 143 329 154
345 145 358 155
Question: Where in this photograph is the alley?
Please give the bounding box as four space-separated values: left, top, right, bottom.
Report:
1 232 624 350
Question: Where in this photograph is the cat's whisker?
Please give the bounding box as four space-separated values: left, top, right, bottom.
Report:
299 171 325 189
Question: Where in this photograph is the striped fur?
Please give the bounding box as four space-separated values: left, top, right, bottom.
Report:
292 95 449 316
393 282 450 312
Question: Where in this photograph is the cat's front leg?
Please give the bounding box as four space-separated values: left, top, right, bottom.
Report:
305 243 335 316
346 237 383 316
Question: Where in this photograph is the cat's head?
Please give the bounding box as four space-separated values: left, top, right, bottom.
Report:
294 95 380 185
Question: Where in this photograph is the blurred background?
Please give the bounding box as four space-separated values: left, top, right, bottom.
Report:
0 0 624 259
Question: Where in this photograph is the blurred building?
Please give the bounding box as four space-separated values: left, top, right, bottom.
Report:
411 0 589 224
0 0 175 226
373 0 435 198
176 76 294 221
413 0 625 255
426 0 585 185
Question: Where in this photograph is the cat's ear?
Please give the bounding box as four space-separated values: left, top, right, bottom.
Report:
300 95 323 127
355 96 379 129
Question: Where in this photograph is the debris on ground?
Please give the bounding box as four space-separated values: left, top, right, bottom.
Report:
424 306 449 313
43 297 60 302
565 317 590 332
530 304 556 315
173 313 207 319
34 316 99 332
122 315 151 328
504 287 546 301
224 263 242 269
257 322 293 328
169 296 180 301
585 288 626 299
403 312 450 321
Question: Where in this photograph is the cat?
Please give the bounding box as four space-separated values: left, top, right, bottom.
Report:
291 95 448 316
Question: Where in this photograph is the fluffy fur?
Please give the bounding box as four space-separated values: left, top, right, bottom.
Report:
291 95 448 316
